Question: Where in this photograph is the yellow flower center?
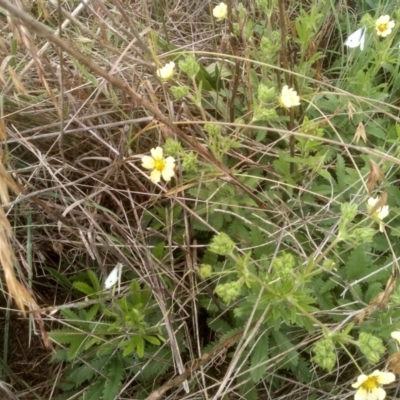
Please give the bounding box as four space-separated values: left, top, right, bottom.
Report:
153 158 166 172
362 376 378 390
378 23 388 32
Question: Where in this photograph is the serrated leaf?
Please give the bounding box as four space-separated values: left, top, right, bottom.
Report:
238 371 258 400
83 379 105 400
364 282 382 303
336 154 346 192
130 280 142 305
73 281 95 296
50 329 81 345
103 357 124 400
60 308 80 321
272 330 299 368
250 331 269 383
87 269 101 292
68 363 96 386
67 334 87 360
345 245 369 281
316 168 332 181
86 304 100 321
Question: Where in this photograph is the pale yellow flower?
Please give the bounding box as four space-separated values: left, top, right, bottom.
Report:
141 147 175 183
156 62 175 80
375 15 395 37
391 331 400 343
352 370 395 400
367 197 389 232
213 2 227 20
279 85 300 108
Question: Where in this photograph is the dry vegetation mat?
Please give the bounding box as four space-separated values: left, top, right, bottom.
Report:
2 0 400 399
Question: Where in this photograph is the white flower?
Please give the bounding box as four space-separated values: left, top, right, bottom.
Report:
352 370 395 400
367 197 389 232
375 15 395 37
213 2 227 20
279 85 300 108
391 331 400 343
141 147 175 183
104 263 123 289
156 61 175 80
345 26 367 51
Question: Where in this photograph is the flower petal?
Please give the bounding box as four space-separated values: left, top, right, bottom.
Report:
142 155 155 169
161 167 175 182
165 156 176 167
376 371 395 384
376 387 387 400
391 331 400 342
150 169 162 183
150 147 163 159
378 205 389 220
367 197 378 208
354 387 368 400
352 374 368 389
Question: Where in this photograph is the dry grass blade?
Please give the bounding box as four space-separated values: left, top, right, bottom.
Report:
0 170 39 316
367 160 386 195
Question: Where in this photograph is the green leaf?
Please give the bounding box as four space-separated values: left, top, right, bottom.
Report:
60 309 80 321
336 154 346 193
87 269 101 292
103 357 124 400
86 304 100 321
68 363 96 386
238 371 258 400
250 331 269 383
73 281 95 296
130 280 142 305
271 330 299 368
345 245 369 281
143 335 161 346
41 266 71 288
83 379 105 400
364 282 382 303
50 329 81 345
67 334 87 360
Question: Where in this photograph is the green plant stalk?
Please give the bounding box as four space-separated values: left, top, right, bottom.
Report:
304 236 341 277
339 341 364 374
191 77 207 122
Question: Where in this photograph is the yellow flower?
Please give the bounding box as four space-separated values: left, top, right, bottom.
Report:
391 331 400 343
279 85 300 108
213 2 227 20
156 61 175 80
141 147 175 183
367 197 389 232
375 15 395 37
352 370 395 400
